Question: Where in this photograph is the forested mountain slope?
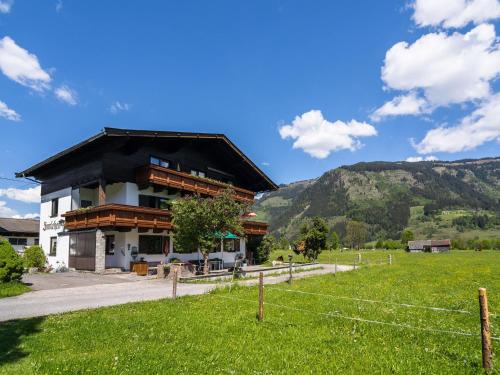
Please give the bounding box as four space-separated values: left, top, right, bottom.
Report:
254 158 500 242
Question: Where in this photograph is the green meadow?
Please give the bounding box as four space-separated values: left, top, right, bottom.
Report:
0 250 498 374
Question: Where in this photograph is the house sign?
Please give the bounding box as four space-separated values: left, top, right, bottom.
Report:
43 219 65 231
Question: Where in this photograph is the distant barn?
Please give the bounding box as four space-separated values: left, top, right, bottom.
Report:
408 239 451 253
0 217 40 253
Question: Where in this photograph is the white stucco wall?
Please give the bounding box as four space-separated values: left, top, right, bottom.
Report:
38 182 249 271
40 187 72 268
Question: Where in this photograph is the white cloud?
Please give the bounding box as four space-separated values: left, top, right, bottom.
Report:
0 185 40 203
0 0 13 13
55 85 77 106
0 36 51 91
371 92 429 121
406 155 438 162
0 100 20 121
0 201 16 217
0 200 38 219
381 24 500 107
279 110 377 159
414 93 500 153
12 213 39 219
412 0 500 28
109 101 130 114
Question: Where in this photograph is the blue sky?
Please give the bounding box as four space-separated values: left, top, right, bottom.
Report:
1 0 499 218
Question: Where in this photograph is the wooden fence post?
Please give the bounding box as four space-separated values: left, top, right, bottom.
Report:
357 253 361 263
258 272 264 321
172 267 178 300
479 288 493 370
388 254 392 265
288 254 293 284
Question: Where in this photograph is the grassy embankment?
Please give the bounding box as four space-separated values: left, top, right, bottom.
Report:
0 282 30 299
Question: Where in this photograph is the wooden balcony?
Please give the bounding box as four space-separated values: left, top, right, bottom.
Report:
63 204 173 231
242 220 268 236
63 203 268 235
136 165 255 204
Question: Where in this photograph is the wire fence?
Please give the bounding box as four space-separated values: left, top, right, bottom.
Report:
211 260 499 348
265 286 475 315
194 254 497 370
216 294 500 341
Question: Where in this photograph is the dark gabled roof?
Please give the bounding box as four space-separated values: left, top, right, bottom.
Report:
16 127 278 191
0 218 39 234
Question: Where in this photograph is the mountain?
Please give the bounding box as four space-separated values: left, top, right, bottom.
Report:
253 157 500 242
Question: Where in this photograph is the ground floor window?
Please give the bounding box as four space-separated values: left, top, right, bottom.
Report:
139 235 169 255
49 236 57 256
34 238 39 245
223 238 240 252
8 238 27 246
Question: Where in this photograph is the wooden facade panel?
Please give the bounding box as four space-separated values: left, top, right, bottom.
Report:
63 204 268 235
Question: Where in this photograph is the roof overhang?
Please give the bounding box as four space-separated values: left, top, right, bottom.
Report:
16 127 278 191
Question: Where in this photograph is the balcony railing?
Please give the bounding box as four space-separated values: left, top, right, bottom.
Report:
241 220 269 236
136 165 255 204
62 203 268 235
63 204 173 231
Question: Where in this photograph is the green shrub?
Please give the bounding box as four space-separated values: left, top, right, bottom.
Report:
255 235 276 264
383 239 402 250
23 245 46 269
0 239 24 282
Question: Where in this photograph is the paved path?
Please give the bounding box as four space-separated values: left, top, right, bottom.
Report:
22 272 140 291
0 264 352 322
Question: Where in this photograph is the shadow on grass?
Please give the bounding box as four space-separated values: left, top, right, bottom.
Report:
0 317 44 366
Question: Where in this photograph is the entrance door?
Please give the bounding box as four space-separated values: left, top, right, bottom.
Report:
69 232 96 271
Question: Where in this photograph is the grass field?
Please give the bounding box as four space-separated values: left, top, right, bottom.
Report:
0 282 30 299
0 251 498 374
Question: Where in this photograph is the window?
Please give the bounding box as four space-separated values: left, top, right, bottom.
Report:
158 197 171 210
139 235 169 254
49 237 57 256
105 235 115 255
223 238 240 252
139 195 171 210
150 156 169 168
81 200 93 208
139 194 156 208
34 238 39 246
8 238 27 246
190 169 206 178
51 198 59 217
